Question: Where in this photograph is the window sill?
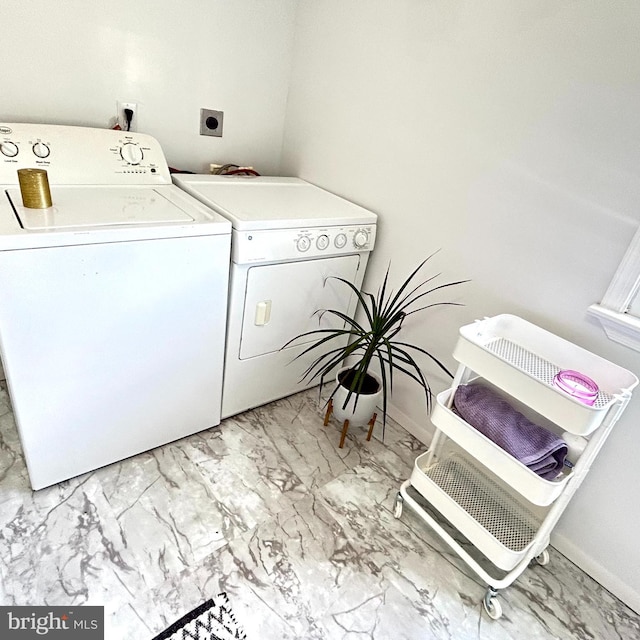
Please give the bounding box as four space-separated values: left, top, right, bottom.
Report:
588 304 640 353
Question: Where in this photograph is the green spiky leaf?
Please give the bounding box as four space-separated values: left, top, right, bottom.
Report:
283 255 469 430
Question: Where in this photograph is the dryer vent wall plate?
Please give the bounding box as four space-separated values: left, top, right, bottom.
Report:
200 109 224 137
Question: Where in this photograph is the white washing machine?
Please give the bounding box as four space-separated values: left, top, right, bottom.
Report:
172 175 377 418
0 123 231 489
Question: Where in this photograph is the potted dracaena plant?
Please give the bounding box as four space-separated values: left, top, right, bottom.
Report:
285 253 468 439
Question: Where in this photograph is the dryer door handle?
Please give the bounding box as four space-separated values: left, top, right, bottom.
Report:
255 300 272 326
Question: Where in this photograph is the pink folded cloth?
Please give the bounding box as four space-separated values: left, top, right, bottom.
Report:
454 384 567 480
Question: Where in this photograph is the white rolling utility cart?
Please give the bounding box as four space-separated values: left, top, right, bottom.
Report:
394 314 638 619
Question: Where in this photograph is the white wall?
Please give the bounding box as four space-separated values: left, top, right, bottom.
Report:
282 1 640 610
1 0 296 174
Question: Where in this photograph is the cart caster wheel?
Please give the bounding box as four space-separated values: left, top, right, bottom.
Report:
483 587 502 620
394 493 403 519
483 595 502 620
535 549 550 566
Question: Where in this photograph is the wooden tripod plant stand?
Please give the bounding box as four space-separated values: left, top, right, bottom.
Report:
324 398 377 448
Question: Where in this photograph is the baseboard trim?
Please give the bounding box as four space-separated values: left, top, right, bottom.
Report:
385 402 433 445
551 532 640 614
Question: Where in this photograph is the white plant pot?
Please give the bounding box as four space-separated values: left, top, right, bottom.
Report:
332 367 382 426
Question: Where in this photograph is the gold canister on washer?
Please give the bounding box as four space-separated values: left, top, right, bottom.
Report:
17 168 53 209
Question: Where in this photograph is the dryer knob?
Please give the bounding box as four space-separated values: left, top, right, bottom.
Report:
353 229 369 249
316 234 330 250
296 236 311 252
0 141 18 158
120 143 144 165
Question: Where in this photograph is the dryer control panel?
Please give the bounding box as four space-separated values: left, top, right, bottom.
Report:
0 122 171 185
232 224 377 264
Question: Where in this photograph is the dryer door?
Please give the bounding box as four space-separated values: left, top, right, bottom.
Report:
239 255 361 360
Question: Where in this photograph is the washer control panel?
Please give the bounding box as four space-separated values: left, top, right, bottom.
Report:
233 224 377 264
0 122 171 185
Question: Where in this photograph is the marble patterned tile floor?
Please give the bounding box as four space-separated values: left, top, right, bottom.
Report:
0 383 638 639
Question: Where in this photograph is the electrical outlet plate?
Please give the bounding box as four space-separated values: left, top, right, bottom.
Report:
200 109 223 137
117 101 137 132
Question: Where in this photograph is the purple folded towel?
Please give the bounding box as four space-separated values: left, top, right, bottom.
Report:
454 384 567 481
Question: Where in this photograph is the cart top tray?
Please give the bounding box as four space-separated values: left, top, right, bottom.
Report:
454 315 638 435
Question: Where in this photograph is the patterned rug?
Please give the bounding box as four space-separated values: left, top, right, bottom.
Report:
152 593 247 640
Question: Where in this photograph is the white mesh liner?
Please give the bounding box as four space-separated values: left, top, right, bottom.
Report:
425 454 539 552
485 338 612 409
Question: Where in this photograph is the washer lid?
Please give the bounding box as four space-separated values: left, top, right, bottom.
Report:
7 186 194 230
172 176 377 231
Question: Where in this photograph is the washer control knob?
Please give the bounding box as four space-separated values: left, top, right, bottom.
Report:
316 234 330 250
353 228 370 249
0 141 19 158
334 233 347 249
296 236 311 252
32 142 50 159
120 143 144 165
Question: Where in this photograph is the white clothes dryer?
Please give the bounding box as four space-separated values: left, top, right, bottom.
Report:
0 123 231 489
172 175 377 418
